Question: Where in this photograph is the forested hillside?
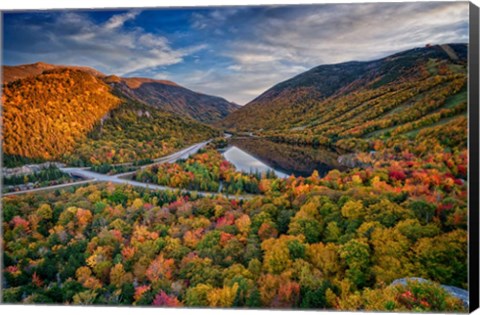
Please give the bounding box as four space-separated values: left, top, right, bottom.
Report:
3 62 105 84
1 44 470 312
67 100 219 166
105 76 239 124
2 139 467 310
2 68 121 162
2 65 223 167
219 44 467 153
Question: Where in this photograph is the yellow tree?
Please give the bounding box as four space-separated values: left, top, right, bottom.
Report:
207 283 239 307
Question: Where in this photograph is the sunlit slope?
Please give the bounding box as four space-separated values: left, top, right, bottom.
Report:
2 67 220 167
2 68 121 160
3 61 105 84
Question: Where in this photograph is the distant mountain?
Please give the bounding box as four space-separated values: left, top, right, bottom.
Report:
104 75 240 124
219 44 468 150
2 66 219 166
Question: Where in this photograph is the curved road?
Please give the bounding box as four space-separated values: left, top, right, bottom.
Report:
3 179 96 196
3 140 255 200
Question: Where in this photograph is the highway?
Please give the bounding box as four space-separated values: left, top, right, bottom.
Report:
2 179 96 196
3 139 255 200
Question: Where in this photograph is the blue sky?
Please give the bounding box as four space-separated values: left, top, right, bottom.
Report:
2 2 469 104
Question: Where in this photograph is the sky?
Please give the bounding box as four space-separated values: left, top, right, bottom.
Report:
2 2 469 104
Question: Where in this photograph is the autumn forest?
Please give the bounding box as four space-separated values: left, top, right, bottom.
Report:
1 39 472 312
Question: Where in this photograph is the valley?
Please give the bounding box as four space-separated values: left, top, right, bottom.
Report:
1 43 470 311
219 44 467 154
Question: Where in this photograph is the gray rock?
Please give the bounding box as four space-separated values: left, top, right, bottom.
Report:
3 162 66 178
337 153 371 168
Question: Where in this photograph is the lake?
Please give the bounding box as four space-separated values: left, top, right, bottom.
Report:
222 137 347 178
223 146 290 178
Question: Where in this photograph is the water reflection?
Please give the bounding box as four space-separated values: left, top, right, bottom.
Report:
222 146 289 178
225 138 346 178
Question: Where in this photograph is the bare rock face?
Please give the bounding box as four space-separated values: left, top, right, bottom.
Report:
391 277 469 308
337 153 372 169
3 162 66 178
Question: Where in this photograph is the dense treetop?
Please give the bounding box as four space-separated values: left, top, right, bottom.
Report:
3 128 468 310
1 44 470 312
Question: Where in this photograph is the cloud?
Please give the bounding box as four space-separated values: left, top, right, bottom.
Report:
172 2 469 104
104 10 140 30
3 2 469 105
3 10 204 76
191 8 241 30
165 59 309 105
225 2 469 66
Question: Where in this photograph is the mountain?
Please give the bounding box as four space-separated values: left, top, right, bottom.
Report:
67 98 219 166
219 43 467 151
2 68 121 161
2 61 105 83
3 62 239 125
104 75 240 123
2 66 219 167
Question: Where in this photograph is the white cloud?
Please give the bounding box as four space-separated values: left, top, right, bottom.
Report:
232 53 280 64
165 59 308 104
227 64 242 71
5 10 205 76
228 2 469 67
4 2 469 105
175 2 469 104
104 10 140 30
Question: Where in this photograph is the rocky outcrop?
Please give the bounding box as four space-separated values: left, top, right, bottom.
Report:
2 162 65 178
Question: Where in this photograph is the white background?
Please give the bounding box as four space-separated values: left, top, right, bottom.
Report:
0 0 479 315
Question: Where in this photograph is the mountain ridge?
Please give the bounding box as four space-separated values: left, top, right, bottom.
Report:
2 66 220 166
3 62 239 124
3 43 468 165
218 43 468 141
107 76 240 124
